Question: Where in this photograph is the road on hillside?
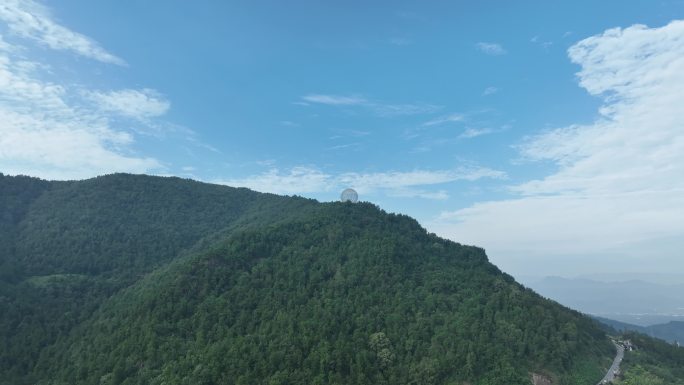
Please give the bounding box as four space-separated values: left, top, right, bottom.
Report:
597 342 624 384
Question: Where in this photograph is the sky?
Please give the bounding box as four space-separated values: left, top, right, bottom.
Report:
1 0 683 279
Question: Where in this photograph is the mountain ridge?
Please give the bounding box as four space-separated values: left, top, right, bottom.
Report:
1 173 614 385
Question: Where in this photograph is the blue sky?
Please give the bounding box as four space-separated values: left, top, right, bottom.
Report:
1 0 684 278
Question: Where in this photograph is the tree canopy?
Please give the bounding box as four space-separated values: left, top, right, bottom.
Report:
0 173 620 385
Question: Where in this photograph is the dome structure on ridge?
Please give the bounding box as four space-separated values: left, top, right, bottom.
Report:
340 188 358 203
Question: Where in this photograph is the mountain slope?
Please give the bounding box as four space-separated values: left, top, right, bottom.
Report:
37 203 613 385
0 174 615 385
0 173 315 383
0 174 50 282
10 173 316 278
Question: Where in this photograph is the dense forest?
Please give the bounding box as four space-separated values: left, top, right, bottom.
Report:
616 332 684 384
0 173 631 384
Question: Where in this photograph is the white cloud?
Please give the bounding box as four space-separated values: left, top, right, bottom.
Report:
327 143 360 151
0 6 165 180
476 42 506 55
216 167 332 195
372 102 441 117
0 55 65 110
338 168 505 193
433 20 684 276
339 129 370 137
217 166 505 199
0 0 125 65
301 93 441 117
0 108 159 180
531 36 554 49
86 89 170 120
388 188 449 200
459 127 495 139
302 94 366 106
423 113 464 126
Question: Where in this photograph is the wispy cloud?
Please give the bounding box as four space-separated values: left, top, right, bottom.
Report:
86 89 170 120
329 128 370 138
0 112 160 180
279 120 300 127
530 36 553 49
459 127 496 139
327 143 360 151
301 93 441 117
302 94 366 106
432 21 684 274
476 42 506 55
217 166 505 199
216 167 332 195
372 102 440 117
0 0 126 65
338 168 506 192
0 1 198 179
388 188 449 200
182 127 221 153
482 86 499 96
422 113 464 126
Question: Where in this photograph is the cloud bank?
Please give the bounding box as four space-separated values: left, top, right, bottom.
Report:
216 166 505 199
0 0 164 179
433 21 684 274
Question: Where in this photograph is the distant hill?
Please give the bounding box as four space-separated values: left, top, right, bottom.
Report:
523 276 684 326
594 316 684 344
0 173 617 385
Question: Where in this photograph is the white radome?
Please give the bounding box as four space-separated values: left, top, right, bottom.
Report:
340 188 358 203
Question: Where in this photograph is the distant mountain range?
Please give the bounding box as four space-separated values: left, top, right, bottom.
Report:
522 276 684 326
593 316 684 345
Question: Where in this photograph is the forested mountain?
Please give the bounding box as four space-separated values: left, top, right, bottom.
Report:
617 332 684 384
0 173 617 384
